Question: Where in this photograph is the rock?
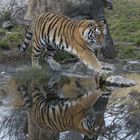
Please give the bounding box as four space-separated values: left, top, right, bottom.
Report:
1 71 6 75
102 63 115 71
106 75 136 87
124 61 140 72
60 131 83 140
2 21 14 30
16 66 29 72
101 63 115 74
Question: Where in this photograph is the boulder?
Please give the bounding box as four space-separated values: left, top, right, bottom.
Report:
101 63 115 74
124 61 140 72
2 21 14 30
106 75 136 87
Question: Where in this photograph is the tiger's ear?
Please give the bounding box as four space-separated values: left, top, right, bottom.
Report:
101 19 107 35
88 20 96 26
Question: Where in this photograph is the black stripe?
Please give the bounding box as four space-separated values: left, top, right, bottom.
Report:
27 32 32 36
40 14 56 44
57 113 63 130
68 116 73 129
68 20 76 35
63 19 70 32
52 107 57 123
33 45 42 53
42 102 48 128
70 21 78 37
46 17 60 43
63 103 68 118
39 99 47 128
41 22 47 40
47 15 55 43
41 14 57 38
24 41 28 46
33 93 42 99
43 12 52 20
43 104 53 132
51 17 62 30
58 36 63 50
34 96 43 106
26 36 32 40
46 105 52 127
39 39 46 48
59 102 63 114
32 52 41 58
34 40 43 50
52 28 57 44
47 106 58 131
57 18 66 37
64 35 69 49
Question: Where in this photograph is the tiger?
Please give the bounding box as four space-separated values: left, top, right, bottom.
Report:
19 11 107 73
17 83 106 138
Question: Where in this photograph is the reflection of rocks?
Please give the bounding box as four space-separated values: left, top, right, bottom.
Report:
0 108 27 140
127 91 140 106
60 131 83 140
0 71 11 82
0 101 3 106
2 21 14 30
63 61 94 75
0 89 8 100
70 62 92 74
124 61 140 72
63 61 115 76
106 75 136 87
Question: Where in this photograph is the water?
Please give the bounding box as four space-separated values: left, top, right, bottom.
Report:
0 64 140 140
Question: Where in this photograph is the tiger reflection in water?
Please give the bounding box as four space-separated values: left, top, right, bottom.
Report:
17 81 106 139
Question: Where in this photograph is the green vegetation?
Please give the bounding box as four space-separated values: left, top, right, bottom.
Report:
54 51 73 62
116 44 140 59
0 25 23 50
0 28 6 36
106 0 140 59
0 40 9 50
14 67 50 85
106 0 140 45
5 32 22 44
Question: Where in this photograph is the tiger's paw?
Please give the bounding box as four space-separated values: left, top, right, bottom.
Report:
47 59 61 71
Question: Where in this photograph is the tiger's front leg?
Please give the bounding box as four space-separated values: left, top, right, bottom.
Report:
43 48 61 71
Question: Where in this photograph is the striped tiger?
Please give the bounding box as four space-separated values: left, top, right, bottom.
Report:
19 12 107 72
17 84 105 138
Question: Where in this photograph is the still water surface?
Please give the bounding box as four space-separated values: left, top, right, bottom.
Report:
0 65 140 140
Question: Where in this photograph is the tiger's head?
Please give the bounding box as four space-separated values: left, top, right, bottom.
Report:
78 114 105 138
80 19 107 49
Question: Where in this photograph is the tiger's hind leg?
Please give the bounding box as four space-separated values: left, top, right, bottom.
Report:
43 47 61 71
32 41 42 69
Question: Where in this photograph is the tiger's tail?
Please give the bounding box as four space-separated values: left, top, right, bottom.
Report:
18 28 32 52
17 85 32 108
